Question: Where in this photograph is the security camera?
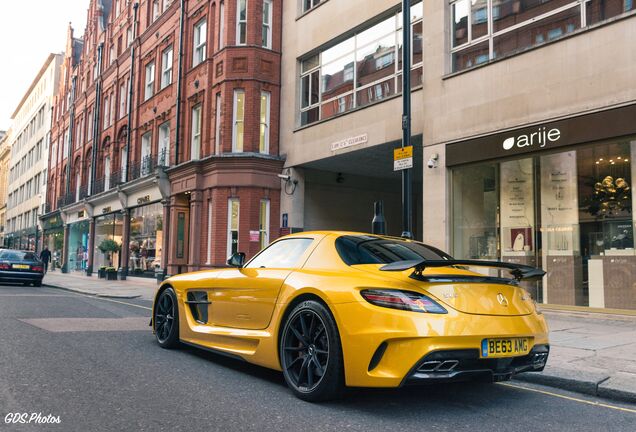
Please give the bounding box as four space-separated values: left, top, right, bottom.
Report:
277 173 291 181
427 153 439 169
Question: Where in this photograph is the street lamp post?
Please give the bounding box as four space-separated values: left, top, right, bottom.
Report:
401 0 413 239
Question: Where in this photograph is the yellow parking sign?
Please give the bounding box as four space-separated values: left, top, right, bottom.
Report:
394 146 413 171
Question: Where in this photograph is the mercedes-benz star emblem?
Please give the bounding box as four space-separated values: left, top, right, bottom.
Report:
497 293 509 306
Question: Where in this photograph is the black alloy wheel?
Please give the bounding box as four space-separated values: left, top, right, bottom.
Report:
280 300 344 402
154 287 180 348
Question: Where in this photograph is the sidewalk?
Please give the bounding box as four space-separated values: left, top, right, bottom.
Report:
516 309 636 403
40 271 636 403
42 271 158 300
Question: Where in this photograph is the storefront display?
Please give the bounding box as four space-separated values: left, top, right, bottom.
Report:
67 220 90 272
451 137 635 309
128 202 163 278
93 212 123 270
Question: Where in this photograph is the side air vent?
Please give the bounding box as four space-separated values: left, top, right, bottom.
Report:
186 291 211 324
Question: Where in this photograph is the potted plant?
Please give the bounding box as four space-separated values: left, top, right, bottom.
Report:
105 267 118 280
98 239 120 268
97 266 107 279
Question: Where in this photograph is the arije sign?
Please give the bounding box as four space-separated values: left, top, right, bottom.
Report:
502 127 561 151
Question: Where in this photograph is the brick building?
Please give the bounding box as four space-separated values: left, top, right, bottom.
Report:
42 0 283 278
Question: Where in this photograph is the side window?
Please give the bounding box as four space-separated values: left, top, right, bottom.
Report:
245 238 314 269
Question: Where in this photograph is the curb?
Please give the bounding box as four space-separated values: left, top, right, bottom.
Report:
43 283 142 300
514 367 636 404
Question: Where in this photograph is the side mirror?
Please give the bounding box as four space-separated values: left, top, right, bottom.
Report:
227 252 246 268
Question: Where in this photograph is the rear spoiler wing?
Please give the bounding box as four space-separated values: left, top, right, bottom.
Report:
379 259 545 282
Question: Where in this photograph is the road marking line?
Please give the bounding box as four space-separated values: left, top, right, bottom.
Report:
499 382 636 414
59 289 153 311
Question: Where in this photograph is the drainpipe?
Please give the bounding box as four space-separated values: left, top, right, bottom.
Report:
90 43 104 195
65 76 77 198
125 2 139 183
174 0 186 165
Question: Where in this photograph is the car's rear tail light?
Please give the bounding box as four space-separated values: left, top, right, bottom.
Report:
32 266 44 272
0 263 10 270
360 289 447 314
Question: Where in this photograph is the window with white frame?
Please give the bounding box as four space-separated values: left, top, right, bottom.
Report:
193 19 207 67
262 0 272 49
448 0 635 73
219 1 225 49
227 198 240 257
152 0 160 22
206 199 213 264
259 199 270 250
232 89 245 152
141 132 152 175
104 155 111 190
119 82 127 118
191 104 202 160
121 146 127 182
87 108 93 140
163 0 172 12
303 0 322 14
215 92 222 155
299 2 423 126
145 62 155 100
127 27 133 47
158 121 170 166
103 96 110 129
259 91 270 154
161 46 173 89
237 0 247 45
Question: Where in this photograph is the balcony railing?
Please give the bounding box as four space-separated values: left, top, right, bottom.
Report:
53 151 170 208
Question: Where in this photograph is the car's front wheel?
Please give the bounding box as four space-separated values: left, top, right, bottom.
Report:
154 287 180 348
280 300 344 402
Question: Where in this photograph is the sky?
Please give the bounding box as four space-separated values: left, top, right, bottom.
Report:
0 0 89 131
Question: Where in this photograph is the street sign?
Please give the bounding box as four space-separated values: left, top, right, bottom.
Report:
394 145 413 171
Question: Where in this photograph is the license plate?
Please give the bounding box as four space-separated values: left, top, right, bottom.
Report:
12 264 29 270
481 338 530 358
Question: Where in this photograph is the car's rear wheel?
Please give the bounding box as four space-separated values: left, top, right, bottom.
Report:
280 300 344 402
154 287 180 348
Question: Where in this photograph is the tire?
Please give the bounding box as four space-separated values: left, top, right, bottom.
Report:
33 280 42 287
280 300 344 402
154 287 180 349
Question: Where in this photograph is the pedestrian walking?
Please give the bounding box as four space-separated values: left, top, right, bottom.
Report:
40 246 51 274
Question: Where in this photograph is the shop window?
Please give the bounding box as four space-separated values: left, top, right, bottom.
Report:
94 213 123 270
452 163 499 261
452 138 636 309
227 199 240 257
129 203 163 277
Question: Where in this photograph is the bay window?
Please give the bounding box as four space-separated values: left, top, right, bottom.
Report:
232 90 245 152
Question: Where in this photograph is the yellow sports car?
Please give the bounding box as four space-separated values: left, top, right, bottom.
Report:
152 231 549 401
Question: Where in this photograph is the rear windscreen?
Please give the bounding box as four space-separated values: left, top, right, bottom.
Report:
335 235 452 265
0 250 40 261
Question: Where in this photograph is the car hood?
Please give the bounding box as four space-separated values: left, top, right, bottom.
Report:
353 264 535 316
